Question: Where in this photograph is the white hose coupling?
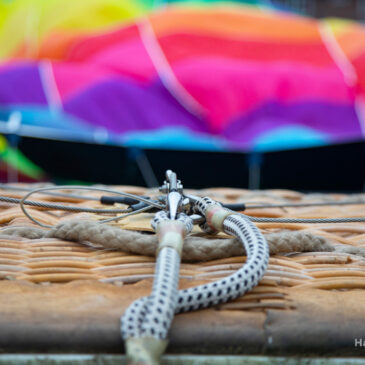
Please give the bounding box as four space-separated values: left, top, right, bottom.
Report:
156 220 186 256
126 336 168 365
194 197 234 232
205 204 234 232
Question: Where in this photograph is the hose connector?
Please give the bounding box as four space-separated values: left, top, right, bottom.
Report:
205 204 233 232
126 337 168 365
151 211 193 255
194 197 233 233
155 220 186 256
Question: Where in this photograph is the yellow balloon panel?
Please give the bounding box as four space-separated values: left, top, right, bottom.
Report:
0 0 148 59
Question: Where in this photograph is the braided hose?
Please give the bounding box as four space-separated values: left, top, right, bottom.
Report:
174 198 269 312
174 215 269 313
122 247 179 365
121 198 269 364
122 212 192 365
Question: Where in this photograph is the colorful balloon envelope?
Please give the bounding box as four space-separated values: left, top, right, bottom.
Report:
0 0 365 154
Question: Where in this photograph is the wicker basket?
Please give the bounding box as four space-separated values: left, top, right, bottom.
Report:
0 185 364 356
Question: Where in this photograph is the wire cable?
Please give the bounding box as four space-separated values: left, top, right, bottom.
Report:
248 216 365 224
3 184 365 227
17 186 165 228
100 205 155 224
0 196 130 213
0 184 99 201
245 200 365 209
19 186 164 209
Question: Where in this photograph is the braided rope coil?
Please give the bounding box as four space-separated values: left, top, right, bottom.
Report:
0 220 340 261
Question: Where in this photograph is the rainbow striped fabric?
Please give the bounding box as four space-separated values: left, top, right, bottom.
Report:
0 0 365 153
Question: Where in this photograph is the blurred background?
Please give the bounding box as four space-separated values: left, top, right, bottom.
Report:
0 0 365 191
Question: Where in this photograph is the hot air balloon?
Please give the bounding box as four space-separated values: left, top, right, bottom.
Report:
0 0 364 189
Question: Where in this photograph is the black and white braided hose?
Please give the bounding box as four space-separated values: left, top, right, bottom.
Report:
121 198 269 364
121 211 192 364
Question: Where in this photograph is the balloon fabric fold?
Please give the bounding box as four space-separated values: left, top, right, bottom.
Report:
0 1 365 153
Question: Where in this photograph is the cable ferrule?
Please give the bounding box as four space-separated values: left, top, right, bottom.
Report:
156 221 186 256
126 337 168 365
205 205 233 232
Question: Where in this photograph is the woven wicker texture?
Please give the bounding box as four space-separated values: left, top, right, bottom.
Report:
1 185 365 355
1 186 365 307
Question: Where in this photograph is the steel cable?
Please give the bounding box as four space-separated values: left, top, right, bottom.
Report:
248 216 365 223
2 185 164 228
245 201 365 209
0 196 130 213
